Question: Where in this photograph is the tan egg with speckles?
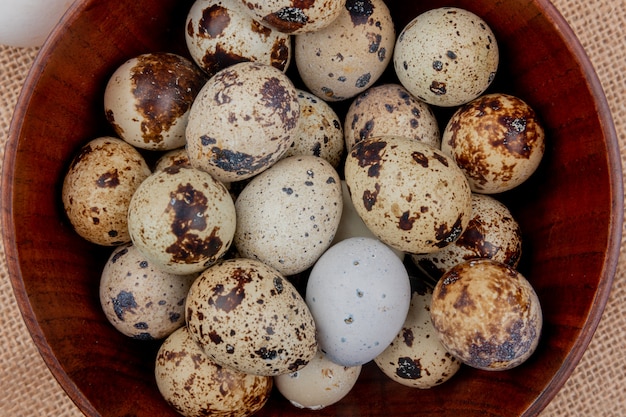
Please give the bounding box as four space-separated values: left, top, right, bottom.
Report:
430 259 543 371
186 61 300 183
185 0 292 77
153 147 191 172
344 136 472 254
441 93 545 194
104 52 207 151
127 165 236 275
185 257 318 376
155 326 273 417
62 136 151 246
344 84 440 152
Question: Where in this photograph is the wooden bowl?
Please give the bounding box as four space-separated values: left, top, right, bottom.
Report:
3 0 622 415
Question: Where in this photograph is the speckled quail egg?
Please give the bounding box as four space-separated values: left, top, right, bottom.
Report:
344 83 440 152
234 155 342 276
344 136 472 254
61 136 151 246
238 0 346 34
280 89 345 168
99 243 197 340
394 7 499 107
274 349 362 410
295 0 395 102
374 283 461 388
412 193 523 280
441 92 545 194
186 61 300 183
430 259 543 371
185 0 292 76
104 52 207 151
153 147 191 172
185 257 318 376
155 326 273 417
127 165 236 275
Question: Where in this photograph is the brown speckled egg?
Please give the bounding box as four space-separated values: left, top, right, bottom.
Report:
344 136 472 254
185 257 318 376
344 83 440 152
127 165 236 275
294 0 394 102
185 0 292 77
186 61 300 183
430 259 543 371
374 285 461 388
153 147 191 172
155 326 273 417
61 136 151 246
104 52 207 151
234 155 342 275
412 193 523 281
441 93 545 194
99 243 196 340
238 0 346 34
394 7 499 107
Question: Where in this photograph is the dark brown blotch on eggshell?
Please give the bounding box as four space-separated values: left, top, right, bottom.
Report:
263 6 310 33
198 4 231 38
260 76 300 129
351 138 386 177
346 0 374 26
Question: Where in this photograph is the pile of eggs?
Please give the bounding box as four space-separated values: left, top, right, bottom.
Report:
60 0 546 415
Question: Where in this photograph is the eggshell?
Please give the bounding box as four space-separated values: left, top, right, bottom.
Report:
344 136 472 254
306 237 411 367
99 243 196 340
441 93 546 193
234 155 343 276
61 136 151 246
294 0 395 102
153 147 191 172
155 326 273 417
430 259 543 371
186 61 300 183
185 258 318 376
104 52 207 151
394 7 499 107
0 0 73 47
127 165 236 275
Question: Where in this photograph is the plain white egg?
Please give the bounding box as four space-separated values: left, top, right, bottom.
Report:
0 0 74 47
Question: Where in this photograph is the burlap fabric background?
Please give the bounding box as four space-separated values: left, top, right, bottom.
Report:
1 0 624 415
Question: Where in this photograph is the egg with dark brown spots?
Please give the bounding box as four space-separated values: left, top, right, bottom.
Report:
185 257 318 376
186 61 300 183
185 0 292 77
441 93 546 193
394 7 499 107
61 136 151 246
155 326 273 417
294 0 395 102
430 259 543 371
127 165 236 275
344 136 472 254
154 147 192 172
104 52 207 151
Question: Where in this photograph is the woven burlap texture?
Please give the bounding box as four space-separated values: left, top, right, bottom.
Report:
1 0 625 415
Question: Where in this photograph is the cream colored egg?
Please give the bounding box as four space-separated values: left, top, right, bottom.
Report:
61 136 151 246
153 147 191 172
394 7 499 107
234 155 342 276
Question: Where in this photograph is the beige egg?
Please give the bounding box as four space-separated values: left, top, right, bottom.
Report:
441 93 545 193
344 83 440 152
61 136 151 246
186 61 300 183
185 257 318 376
430 259 543 371
153 147 191 172
104 52 207 151
411 193 523 280
127 165 236 275
344 136 472 254
185 0 292 77
99 243 197 340
155 326 273 417
234 155 342 276
374 285 461 388
394 7 499 107
294 0 395 102
238 0 346 34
